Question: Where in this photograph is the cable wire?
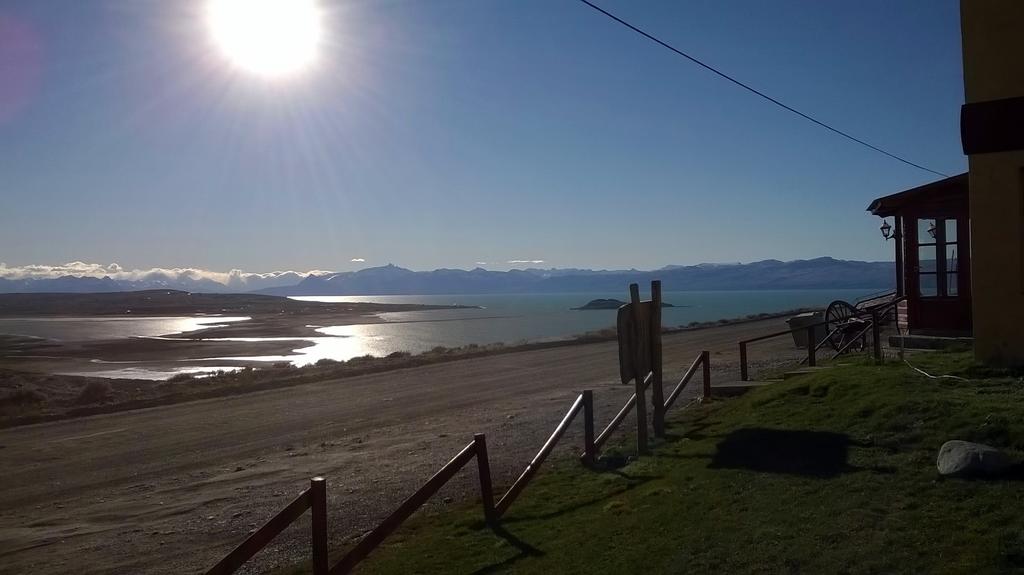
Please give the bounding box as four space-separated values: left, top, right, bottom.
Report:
576 0 950 178
904 358 969 382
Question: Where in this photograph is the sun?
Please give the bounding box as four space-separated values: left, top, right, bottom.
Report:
205 0 323 78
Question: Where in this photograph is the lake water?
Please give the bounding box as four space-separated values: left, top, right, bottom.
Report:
0 290 879 378
0 315 250 341
198 289 875 368
292 289 877 351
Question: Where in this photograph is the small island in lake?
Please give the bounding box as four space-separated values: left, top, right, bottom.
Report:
572 298 675 310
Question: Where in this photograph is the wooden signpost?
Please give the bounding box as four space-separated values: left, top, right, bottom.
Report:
616 280 665 452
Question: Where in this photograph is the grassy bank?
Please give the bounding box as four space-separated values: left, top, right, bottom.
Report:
311 351 1024 574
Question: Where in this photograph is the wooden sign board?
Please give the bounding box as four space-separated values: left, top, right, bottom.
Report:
617 301 652 385
615 281 665 449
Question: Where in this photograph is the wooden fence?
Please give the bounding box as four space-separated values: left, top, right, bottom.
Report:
330 435 492 574
205 477 328 575
738 296 907 381
206 351 712 575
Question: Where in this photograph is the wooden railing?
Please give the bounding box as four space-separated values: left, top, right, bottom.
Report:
495 392 591 516
593 350 711 454
205 477 328 575
330 435 492 573
665 350 711 410
328 391 599 574
593 372 650 453
738 297 907 380
207 351 713 574
739 321 828 381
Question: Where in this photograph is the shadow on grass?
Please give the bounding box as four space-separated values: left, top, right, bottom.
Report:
472 465 656 573
501 468 657 524
707 427 893 478
470 524 544 575
663 409 719 442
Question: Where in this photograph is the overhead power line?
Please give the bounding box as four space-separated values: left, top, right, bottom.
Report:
576 0 950 178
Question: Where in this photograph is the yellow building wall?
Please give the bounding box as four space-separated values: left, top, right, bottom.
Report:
961 1 1024 365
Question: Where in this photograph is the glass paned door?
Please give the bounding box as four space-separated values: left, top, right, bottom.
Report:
917 218 939 297
916 217 960 298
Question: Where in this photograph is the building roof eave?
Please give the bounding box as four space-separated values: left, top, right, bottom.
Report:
867 172 969 217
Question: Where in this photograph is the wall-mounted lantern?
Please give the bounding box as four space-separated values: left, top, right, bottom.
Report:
880 220 893 240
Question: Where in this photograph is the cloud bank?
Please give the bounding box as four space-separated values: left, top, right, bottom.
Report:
0 261 332 290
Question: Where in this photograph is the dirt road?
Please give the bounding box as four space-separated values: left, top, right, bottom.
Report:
0 318 798 574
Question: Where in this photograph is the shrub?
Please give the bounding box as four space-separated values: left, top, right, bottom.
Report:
75 380 112 404
0 388 46 405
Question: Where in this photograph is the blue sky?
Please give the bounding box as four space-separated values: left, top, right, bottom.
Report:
0 0 966 273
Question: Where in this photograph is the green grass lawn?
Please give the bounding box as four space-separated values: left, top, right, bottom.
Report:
312 351 1024 574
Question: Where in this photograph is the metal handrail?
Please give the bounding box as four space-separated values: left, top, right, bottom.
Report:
870 295 906 315
739 296 908 379
855 289 897 308
740 321 824 380
829 321 876 358
737 318 830 346
809 295 905 362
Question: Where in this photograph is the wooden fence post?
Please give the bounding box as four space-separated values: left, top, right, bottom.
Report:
332 441 477 573
206 489 314 575
310 477 328 575
629 284 649 454
473 434 496 524
496 395 584 515
701 350 711 401
739 342 749 381
635 376 648 454
582 390 595 464
871 310 882 364
806 325 816 367
650 281 665 438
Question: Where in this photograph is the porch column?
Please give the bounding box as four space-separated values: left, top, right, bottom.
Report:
894 216 904 298
961 0 1024 365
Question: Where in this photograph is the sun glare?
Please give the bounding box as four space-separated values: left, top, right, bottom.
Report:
205 0 323 78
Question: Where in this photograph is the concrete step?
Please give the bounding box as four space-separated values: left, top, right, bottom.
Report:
889 334 973 350
783 366 832 379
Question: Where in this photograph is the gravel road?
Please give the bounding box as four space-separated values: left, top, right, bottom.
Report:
0 317 800 574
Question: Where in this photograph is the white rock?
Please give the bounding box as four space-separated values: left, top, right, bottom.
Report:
936 440 1013 476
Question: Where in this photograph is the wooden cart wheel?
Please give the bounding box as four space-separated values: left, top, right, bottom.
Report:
825 300 858 352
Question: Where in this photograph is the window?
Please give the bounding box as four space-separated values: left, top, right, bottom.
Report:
917 217 960 297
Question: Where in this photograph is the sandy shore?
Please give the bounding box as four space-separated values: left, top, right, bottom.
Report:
0 316 802 575
0 292 475 378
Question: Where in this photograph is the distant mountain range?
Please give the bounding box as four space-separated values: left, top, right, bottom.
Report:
0 258 894 295
259 258 894 295
0 270 308 294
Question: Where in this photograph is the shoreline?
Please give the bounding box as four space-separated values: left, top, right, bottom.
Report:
0 307 810 429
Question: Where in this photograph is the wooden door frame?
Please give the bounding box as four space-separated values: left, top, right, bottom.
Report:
905 213 972 332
